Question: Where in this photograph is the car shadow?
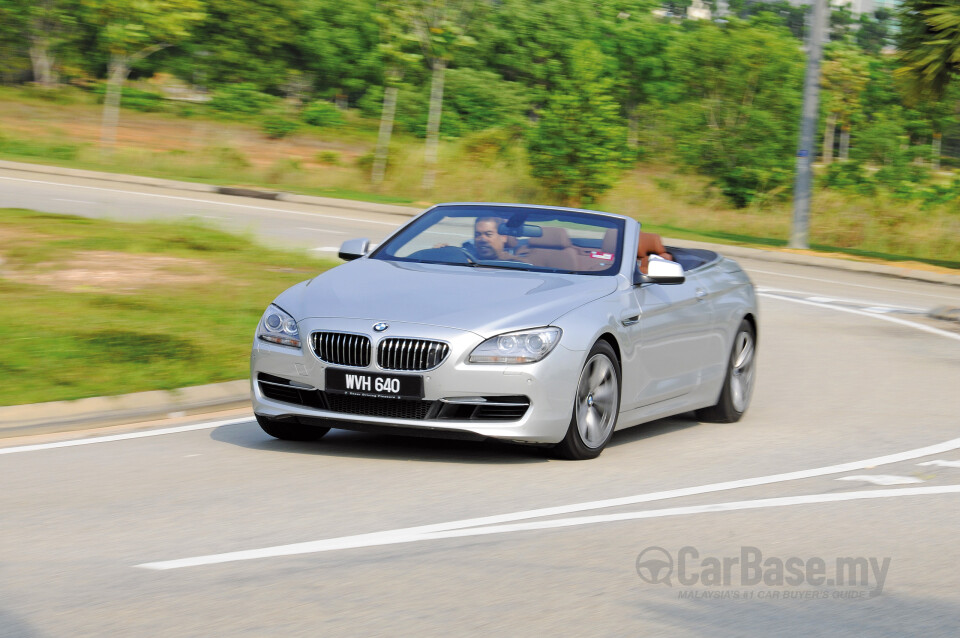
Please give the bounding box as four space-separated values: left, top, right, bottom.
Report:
213 413 701 464
607 412 701 449
210 419 551 465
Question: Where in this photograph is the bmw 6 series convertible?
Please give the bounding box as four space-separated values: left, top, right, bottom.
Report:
251 203 757 459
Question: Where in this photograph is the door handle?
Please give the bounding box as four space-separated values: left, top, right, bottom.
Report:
695 288 707 302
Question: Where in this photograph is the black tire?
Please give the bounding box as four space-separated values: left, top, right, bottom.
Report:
256 414 330 441
696 318 756 423
553 340 621 460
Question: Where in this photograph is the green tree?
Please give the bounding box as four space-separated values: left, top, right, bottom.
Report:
856 9 893 54
528 41 625 205
82 0 205 149
168 0 297 93
0 0 79 85
821 46 870 163
662 18 805 207
597 2 675 150
369 0 422 186
296 0 382 102
897 0 960 101
391 0 481 191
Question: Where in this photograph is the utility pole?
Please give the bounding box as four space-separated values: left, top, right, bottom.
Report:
790 0 828 250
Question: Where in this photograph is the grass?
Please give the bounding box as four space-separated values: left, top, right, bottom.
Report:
0 208 337 406
0 85 957 267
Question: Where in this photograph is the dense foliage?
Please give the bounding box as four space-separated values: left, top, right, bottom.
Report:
1 0 958 206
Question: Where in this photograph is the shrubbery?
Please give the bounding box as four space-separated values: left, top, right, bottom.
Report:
93 85 166 112
301 101 344 127
209 83 275 115
261 113 300 139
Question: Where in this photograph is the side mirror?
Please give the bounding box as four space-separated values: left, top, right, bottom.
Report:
636 258 685 285
338 238 370 261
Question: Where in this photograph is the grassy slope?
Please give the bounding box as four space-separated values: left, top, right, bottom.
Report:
1 86 958 267
0 209 337 406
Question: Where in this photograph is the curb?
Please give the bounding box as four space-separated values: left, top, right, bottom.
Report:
0 380 250 439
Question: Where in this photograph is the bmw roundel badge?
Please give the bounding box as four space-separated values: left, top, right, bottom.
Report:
373 322 389 332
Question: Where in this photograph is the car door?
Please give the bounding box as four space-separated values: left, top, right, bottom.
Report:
623 269 715 408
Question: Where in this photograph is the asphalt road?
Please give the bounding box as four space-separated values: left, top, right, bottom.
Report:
2 168 960 636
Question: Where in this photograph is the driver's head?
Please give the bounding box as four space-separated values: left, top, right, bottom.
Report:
474 217 507 259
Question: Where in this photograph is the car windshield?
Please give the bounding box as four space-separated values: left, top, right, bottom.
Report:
370 205 625 275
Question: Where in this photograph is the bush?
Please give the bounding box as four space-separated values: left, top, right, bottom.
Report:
820 160 876 196
301 101 345 128
355 152 375 171
93 85 166 112
209 83 275 115
315 151 341 165
461 128 522 164
261 114 299 139
204 146 251 169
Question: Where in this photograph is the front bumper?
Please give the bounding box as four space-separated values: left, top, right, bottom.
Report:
250 318 583 444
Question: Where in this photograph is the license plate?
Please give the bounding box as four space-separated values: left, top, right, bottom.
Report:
325 368 423 400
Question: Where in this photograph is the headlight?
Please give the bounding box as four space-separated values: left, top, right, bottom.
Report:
468 327 561 364
257 304 301 348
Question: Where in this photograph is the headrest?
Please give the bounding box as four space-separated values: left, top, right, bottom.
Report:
527 227 573 249
601 229 619 254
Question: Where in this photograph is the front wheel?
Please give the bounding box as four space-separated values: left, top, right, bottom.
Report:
256 414 330 441
553 341 621 460
696 318 756 423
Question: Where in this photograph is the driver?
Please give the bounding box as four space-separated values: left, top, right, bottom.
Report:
471 216 510 259
434 217 528 261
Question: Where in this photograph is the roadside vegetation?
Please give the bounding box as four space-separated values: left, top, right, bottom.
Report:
2 87 958 266
0 208 337 406
0 1 958 267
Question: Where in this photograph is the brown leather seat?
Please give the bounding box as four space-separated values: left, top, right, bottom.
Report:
638 232 673 274
526 227 580 270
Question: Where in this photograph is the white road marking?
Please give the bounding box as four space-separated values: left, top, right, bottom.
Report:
134 435 960 569
918 460 960 468
52 198 93 204
755 286 926 312
0 175 400 226
0 416 252 455
298 227 346 234
835 475 924 486
747 267 957 299
309 246 341 252
806 296 836 303
759 292 960 343
137 484 960 569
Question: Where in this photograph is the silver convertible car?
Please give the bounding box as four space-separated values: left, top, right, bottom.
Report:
251 203 757 459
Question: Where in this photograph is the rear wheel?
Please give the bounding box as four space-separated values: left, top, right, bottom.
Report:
553 341 621 460
256 414 329 441
696 318 756 423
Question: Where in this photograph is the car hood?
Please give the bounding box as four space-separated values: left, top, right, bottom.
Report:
278 258 618 337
